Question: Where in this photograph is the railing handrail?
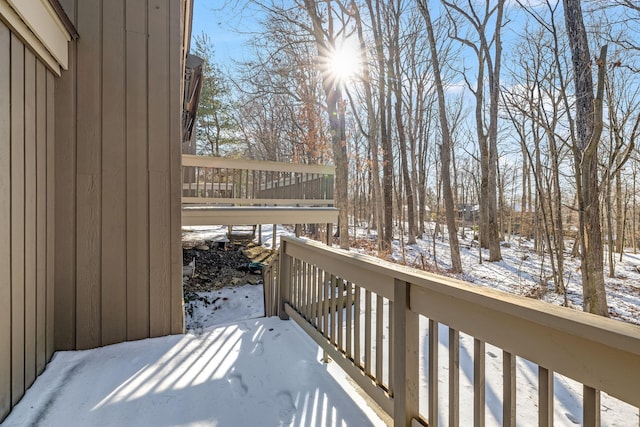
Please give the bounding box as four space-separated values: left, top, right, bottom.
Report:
280 236 640 352
274 235 640 425
182 154 335 175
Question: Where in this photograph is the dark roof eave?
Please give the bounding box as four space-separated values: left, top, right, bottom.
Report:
48 0 79 40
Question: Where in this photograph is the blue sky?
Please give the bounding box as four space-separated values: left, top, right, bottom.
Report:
191 1 259 68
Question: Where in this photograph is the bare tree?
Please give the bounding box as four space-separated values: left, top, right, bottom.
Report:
349 1 385 250
502 19 571 295
441 0 504 262
563 0 609 315
417 0 463 273
365 0 395 251
298 0 352 248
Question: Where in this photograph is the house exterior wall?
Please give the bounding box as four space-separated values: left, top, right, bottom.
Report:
54 0 185 351
0 20 57 420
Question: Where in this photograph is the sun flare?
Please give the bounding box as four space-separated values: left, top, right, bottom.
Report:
327 40 361 84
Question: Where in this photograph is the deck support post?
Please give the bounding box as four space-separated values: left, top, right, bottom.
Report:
272 224 277 250
326 223 333 246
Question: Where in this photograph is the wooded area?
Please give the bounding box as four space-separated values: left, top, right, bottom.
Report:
200 0 640 316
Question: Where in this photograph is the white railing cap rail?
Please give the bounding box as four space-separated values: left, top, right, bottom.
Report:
182 155 335 175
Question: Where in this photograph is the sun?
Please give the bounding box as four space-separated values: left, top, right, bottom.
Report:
326 39 361 85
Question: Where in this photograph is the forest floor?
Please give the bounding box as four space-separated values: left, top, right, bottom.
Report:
349 224 640 325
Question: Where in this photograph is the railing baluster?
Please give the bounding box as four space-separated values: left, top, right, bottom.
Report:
268 265 274 317
449 328 460 427
474 338 485 427
311 265 318 327
388 299 394 394
303 261 309 319
503 351 516 427
297 259 303 310
300 260 306 313
365 289 372 375
292 259 298 309
251 169 255 199
337 278 344 350
376 294 384 384
354 285 361 367
316 267 323 328
346 281 353 356
196 166 201 196
306 262 312 320
203 166 208 197
321 268 329 362
299 260 304 311
538 366 553 427
429 319 439 427
224 168 229 198
583 385 600 427
323 269 329 337
329 275 337 345
244 169 249 199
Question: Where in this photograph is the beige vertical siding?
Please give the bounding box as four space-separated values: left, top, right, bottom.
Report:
54 0 184 351
0 20 10 422
0 21 57 422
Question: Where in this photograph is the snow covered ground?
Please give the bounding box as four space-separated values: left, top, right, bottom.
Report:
351 225 640 326
185 284 265 330
7 290 637 426
5 224 639 426
2 317 387 426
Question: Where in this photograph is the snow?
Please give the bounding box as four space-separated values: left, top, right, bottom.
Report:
3 317 386 427
419 320 639 426
185 284 265 330
182 223 290 251
5 224 639 425
363 223 640 326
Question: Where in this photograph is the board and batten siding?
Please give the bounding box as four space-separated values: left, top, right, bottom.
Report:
0 20 57 421
54 0 184 351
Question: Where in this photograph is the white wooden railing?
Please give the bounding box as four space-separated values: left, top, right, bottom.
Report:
264 236 640 426
182 155 334 206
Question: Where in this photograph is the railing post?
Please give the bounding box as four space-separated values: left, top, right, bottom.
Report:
393 279 419 426
278 240 291 320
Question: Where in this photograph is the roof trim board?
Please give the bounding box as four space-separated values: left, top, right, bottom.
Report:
0 0 75 75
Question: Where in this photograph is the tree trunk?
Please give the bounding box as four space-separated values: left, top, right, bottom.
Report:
366 0 393 251
486 1 504 261
302 0 349 249
353 3 384 250
418 0 462 273
563 0 608 315
616 171 623 254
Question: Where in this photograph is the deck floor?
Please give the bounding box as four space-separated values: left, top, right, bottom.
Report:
3 317 385 426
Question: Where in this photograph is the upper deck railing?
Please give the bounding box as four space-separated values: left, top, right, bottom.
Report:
264 236 640 426
182 155 334 206
181 155 338 226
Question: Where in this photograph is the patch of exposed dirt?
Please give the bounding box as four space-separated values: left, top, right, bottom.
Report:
182 241 275 293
